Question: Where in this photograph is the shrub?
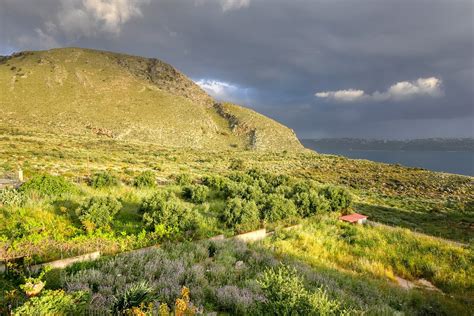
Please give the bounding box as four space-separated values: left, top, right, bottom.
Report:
20 268 50 297
89 171 119 188
141 191 194 236
0 188 26 207
202 175 228 191
229 159 246 171
182 185 209 203
76 196 122 231
319 186 352 213
222 181 263 201
13 290 89 315
20 174 76 196
113 281 153 313
260 194 297 222
258 264 345 315
215 285 266 314
293 190 331 217
175 173 192 186
133 171 156 188
220 197 260 232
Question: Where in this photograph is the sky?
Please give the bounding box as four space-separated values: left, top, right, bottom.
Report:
1 0 473 139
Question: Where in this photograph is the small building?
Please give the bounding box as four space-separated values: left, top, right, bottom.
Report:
339 213 368 224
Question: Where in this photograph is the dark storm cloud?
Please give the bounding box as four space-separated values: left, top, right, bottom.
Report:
1 0 473 139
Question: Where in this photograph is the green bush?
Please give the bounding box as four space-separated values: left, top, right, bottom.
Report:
0 188 26 207
20 174 76 196
293 190 330 217
229 158 246 171
320 186 352 213
202 175 228 191
113 282 153 313
76 196 122 231
258 265 345 315
260 194 297 222
133 171 156 188
89 171 119 188
222 181 263 201
182 184 209 203
141 191 193 236
13 290 90 315
175 173 192 186
220 197 260 232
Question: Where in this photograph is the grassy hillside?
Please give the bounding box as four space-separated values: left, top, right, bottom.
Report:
0 128 472 314
0 48 301 151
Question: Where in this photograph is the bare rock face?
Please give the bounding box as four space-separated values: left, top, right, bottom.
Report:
116 56 213 107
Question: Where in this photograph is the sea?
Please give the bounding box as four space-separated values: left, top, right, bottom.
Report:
302 146 474 177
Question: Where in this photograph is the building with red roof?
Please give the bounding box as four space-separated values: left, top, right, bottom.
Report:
339 213 368 224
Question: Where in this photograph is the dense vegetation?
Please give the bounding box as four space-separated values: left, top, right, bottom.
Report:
0 168 352 263
3 226 471 315
0 125 472 313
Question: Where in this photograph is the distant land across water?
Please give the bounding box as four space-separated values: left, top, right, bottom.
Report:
301 138 474 176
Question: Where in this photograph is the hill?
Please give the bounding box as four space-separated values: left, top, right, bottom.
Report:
0 47 301 151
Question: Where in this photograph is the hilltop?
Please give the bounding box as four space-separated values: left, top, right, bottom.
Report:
0 48 301 151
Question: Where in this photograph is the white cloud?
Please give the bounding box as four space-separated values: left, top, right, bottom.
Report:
383 77 443 100
315 89 365 102
315 77 443 103
82 0 146 34
196 79 239 99
219 0 250 11
196 78 253 104
196 0 251 12
22 0 150 48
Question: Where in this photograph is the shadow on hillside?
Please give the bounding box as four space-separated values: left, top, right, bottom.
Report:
355 202 473 243
114 201 143 234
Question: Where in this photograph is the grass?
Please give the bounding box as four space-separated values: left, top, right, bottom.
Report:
268 216 473 293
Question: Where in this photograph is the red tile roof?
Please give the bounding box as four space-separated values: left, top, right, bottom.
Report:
339 213 367 223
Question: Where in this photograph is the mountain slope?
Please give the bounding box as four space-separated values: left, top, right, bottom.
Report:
0 47 301 150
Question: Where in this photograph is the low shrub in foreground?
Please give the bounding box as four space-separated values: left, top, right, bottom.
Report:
64 240 273 314
112 281 153 314
0 188 26 207
13 290 89 315
76 196 122 232
258 264 347 315
20 175 76 197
